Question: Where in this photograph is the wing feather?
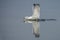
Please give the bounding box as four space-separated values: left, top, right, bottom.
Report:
32 4 40 19
32 21 40 37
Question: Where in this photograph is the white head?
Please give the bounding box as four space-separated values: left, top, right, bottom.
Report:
24 16 29 19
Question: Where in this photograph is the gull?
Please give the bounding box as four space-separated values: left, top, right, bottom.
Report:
24 3 56 38
24 4 40 38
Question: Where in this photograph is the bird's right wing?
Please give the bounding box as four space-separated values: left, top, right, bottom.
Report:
32 4 40 19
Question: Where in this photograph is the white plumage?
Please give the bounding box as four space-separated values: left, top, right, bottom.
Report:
24 4 40 37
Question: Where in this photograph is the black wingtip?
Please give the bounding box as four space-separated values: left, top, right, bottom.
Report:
34 34 40 38
33 4 40 6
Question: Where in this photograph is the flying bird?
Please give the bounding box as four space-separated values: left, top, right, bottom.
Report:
24 4 40 38
24 3 56 38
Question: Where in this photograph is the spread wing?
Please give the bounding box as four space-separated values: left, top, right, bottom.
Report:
32 21 40 37
32 4 40 19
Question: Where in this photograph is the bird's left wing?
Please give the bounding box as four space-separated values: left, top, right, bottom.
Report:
32 21 40 37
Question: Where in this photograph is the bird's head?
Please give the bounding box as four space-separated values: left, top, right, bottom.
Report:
24 16 29 19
